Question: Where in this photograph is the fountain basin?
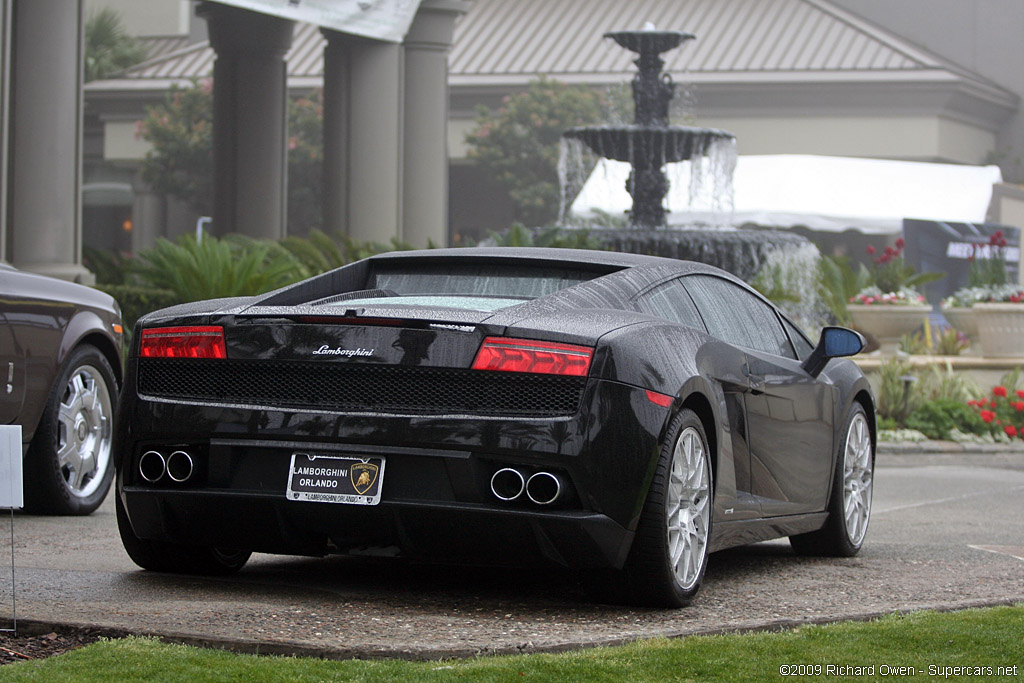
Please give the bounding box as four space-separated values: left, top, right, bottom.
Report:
565 126 734 164
604 30 694 54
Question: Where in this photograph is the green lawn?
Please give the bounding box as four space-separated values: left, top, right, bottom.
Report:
2 605 1022 682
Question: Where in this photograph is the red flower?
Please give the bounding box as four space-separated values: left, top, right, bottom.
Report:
895 237 906 249
1017 390 1024 400
1016 402 1024 412
866 245 876 256
994 386 1008 398
980 410 996 423
1006 425 1018 438
990 400 998 408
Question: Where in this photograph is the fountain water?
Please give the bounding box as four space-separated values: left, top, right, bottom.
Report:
565 30 734 229
560 27 812 282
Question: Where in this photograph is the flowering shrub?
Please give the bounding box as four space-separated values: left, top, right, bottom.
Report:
979 284 1024 303
944 231 1017 308
968 385 1024 441
853 238 943 304
850 286 926 306
968 230 1010 288
942 286 994 309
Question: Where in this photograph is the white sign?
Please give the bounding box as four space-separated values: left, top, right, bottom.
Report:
213 0 423 43
0 426 22 509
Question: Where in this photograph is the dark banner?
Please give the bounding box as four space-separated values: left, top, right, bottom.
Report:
902 219 1019 307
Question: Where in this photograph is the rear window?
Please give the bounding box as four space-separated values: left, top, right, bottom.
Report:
368 263 608 299
324 295 524 312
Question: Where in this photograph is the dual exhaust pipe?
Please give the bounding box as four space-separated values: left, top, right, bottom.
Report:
139 449 194 484
490 468 565 506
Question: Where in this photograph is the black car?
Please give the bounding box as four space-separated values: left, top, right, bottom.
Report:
114 248 874 606
1 263 123 515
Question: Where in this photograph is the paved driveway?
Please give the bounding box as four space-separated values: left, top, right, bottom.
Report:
1 452 1022 659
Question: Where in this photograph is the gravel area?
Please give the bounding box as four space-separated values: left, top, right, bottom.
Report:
0 627 110 666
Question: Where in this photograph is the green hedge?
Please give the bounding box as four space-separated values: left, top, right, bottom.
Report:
97 284 180 333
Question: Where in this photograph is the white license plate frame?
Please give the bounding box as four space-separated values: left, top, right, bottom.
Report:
286 452 385 505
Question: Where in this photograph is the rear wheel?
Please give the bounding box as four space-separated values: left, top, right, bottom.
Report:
613 409 713 607
116 494 251 576
23 345 117 515
790 403 873 556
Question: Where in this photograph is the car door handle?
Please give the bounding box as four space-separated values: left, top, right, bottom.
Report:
743 364 765 394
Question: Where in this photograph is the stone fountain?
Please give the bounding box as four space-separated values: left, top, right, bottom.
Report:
562 27 810 281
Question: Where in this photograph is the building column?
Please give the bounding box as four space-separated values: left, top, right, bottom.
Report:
321 31 350 239
402 0 470 247
197 3 293 240
8 0 91 282
329 32 403 244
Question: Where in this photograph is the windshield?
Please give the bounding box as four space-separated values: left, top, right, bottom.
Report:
369 263 604 299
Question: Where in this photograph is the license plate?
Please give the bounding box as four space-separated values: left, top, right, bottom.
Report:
286 452 385 505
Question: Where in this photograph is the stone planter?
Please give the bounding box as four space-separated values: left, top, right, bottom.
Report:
847 304 931 353
942 306 980 354
974 303 1024 358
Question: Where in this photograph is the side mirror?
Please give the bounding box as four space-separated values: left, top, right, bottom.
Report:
802 326 865 378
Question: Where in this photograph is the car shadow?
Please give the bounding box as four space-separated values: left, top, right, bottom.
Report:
112 540 821 613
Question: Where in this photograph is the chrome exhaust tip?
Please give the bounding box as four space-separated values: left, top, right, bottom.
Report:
139 450 166 483
166 450 194 483
490 468 526 501
526 471 563 505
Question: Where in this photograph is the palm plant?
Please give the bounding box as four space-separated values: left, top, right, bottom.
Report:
84 9 147 82
133 234 305 302
817 255 872 326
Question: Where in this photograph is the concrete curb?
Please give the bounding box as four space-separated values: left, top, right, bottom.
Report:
10 597 1024 662
878 440 1024 456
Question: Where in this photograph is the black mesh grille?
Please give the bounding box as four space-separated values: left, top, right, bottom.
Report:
137 359 586 416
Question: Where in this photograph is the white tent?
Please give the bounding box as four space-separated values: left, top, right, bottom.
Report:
570 154 1003 234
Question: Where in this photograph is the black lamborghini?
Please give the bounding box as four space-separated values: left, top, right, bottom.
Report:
114 247 874 606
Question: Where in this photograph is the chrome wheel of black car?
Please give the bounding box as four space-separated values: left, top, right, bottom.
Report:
24 345 117 515
666 423 713 591
790 402 873 556
623 409 713 607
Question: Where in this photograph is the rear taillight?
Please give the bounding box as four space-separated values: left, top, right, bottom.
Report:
139 326 227 359
472 337 593 377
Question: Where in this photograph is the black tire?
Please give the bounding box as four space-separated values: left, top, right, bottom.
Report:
23 344 118 515
116 494 251 576
591 409 713 607
790 402 874 557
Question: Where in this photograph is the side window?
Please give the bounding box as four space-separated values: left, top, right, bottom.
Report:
783 317 815 361
681 275 795 359
636 279 707 331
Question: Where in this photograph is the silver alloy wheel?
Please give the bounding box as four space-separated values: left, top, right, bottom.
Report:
57 364 113 499
666 425 712 591
843 411 873 547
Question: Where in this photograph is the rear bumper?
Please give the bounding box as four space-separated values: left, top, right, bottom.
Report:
120 487 634 569
115 362 670 570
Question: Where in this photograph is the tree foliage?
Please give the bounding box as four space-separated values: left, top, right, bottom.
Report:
84 8 147 82
139 80 215 214
286 92 324 233
464 78 609 227
138 82 324 232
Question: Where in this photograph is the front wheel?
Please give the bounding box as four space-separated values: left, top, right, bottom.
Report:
23 344 117 515
622 409 714 607
790 402 874 556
